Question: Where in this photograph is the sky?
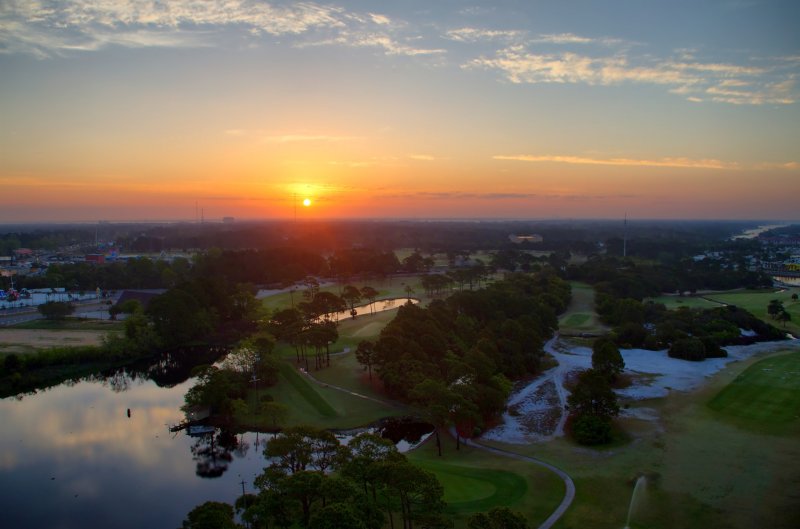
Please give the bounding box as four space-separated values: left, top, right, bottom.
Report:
1 0 798 222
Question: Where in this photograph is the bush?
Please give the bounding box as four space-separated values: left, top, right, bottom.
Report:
668 337 706 361
37 301 75 320
572 414 612 445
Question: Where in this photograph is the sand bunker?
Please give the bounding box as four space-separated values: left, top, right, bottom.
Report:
482 335 800 444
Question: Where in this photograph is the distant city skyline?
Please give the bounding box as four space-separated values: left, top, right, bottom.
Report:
1 1 798 222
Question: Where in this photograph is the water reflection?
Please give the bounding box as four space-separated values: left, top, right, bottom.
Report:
0 345 432 528
0 376 271 529
191 430 235 478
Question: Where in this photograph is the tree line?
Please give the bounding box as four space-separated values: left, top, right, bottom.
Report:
356 271 570 453
182 427 529 529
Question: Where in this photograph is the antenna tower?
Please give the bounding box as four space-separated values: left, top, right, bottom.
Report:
623 213 628 258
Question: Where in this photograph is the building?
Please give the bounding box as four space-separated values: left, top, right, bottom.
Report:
509 234 544 244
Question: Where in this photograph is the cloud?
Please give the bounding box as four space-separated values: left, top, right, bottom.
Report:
467 45 798 105
532 32 610 45
445 27 522 43
369 13 391 26
408 154 438 161
302 31 445 56
0 0 442 58
493 154 739 170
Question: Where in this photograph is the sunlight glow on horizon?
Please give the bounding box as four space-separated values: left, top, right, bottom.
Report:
0 1 798 221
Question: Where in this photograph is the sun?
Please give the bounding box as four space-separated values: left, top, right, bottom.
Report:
302 198 311 207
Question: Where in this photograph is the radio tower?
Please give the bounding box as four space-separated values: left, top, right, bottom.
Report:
623 213 628 258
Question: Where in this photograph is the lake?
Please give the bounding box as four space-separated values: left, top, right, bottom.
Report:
0 349 431 528
0 369 272 529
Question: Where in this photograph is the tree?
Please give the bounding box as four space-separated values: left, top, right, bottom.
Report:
410 379 457 456
571 413 613 446
309 503 367 529
264 426 339 474
591 338 625 381
404 284 415 301
339 433 399 500
355 340 377 381
467 507 529 529
668 337 707 361
341 285 362 318
377 460 448 529
768 299 784 319
182 501 240 529
147 288 214 347
260 400 289 428
567 369 619 419
777 309 791 328
360 286 379 314
37 301 74 320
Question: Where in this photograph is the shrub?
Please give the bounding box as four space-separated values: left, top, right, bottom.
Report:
668 337 706 361
572 414 612 445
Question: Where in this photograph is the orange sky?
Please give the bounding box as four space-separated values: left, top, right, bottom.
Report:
0 1 798 221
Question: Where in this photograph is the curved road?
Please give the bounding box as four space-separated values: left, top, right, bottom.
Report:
298 363 576 529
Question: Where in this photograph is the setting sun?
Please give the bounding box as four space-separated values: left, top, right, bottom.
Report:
303 198 311 207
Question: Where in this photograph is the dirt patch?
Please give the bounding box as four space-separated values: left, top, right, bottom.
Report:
507 380 563 436
0 329 110 352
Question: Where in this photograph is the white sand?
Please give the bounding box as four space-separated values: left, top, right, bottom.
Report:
482 335 800 444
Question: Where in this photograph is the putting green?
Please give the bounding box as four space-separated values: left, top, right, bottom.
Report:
563 313 590 326
417 460 528 514
708 352 800 433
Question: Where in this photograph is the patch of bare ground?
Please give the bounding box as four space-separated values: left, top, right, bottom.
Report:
0 329 109 352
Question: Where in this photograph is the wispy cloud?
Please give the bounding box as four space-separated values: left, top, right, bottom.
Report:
300 31 445 56
408 154 439 161
493 154 739 170
445 27 522 43
530 33 625 46
0 0 441 58
468 45 798 105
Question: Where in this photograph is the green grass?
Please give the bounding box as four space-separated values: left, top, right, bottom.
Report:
708 352 800 434
277 362 337 417
562 313 590 327
408 439 563 528
704 287 800 335
644 295 721 310
421 460 528 513
558 282 607 334
249 360 400 430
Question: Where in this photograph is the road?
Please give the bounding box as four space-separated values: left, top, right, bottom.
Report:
0 299 115 327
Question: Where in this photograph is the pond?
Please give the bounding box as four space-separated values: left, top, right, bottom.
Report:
0 351 430 528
